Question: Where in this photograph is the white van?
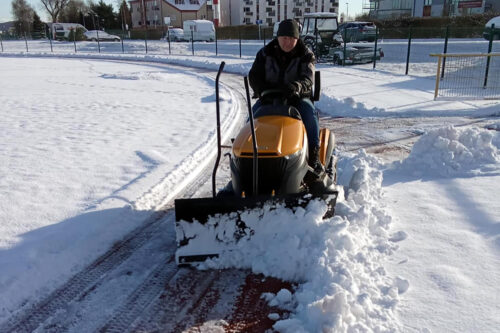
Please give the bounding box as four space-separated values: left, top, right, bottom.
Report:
49 23 88 40
183 20 215 42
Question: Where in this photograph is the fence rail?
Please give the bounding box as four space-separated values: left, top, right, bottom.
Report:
431 53 500 100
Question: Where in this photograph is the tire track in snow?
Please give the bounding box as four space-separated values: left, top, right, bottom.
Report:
0 210 169 333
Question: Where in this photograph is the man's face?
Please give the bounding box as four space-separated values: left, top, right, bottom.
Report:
278 36 298 53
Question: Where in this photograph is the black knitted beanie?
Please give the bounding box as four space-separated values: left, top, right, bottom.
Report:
277 19 300 39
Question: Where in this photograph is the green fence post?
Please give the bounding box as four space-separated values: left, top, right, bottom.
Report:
167 29 171 55
405 26 412 75
484 24 494 88
24 32 28 52
373 27 379 69
343 28 347 66
0 34 3 52
191 30 194 56
73 30 77 53
145 30 148 54
49 30 53 52
97 30 101 53
441 25 449 79
315 28 319 61
121 36 124 53
239 28 242 58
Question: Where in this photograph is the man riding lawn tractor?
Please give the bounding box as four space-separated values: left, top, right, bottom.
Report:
173 20 339 264
249 19 324 177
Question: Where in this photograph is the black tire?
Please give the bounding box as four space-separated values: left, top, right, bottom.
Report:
91 38 97 42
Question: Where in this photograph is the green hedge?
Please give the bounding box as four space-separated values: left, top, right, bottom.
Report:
67 27 86 41
129 29 164 40
360 12 499 28
378 26 486 39
126 12 500 41
215 25 273 40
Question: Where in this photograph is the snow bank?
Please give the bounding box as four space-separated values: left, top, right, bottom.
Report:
397 126 500 177
317 94 385 118
177 151 405 332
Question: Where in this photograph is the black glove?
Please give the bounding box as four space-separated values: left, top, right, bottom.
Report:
285 82 301 105
285 82 301 98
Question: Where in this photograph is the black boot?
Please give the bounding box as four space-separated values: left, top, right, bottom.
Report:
309 146 325 176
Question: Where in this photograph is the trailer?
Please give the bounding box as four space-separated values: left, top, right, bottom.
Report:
47 23 87 40
182 20 215 42
330 42 384 65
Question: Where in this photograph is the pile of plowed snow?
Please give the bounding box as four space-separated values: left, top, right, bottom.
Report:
398 126 500 177
176 151 407 332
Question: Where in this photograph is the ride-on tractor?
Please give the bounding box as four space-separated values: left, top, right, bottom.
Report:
174 62 339 265
300 12 384 65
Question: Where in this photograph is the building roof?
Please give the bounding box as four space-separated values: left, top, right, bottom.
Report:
0 21 15 32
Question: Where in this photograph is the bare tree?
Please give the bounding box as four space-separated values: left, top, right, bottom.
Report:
11 0 34 35
40 0 70 22
60 0 88 23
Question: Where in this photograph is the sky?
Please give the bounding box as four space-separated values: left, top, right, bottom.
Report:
0 0 119 23
0 37 499 332
0 0 364 24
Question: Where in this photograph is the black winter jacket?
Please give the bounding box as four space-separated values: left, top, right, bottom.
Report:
248 38 316 99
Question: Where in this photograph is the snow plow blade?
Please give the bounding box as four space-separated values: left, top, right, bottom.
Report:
174 191 338 265
175 192 337 223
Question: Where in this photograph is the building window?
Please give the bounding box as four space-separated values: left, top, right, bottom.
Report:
392 0 412 9
424 0 432 5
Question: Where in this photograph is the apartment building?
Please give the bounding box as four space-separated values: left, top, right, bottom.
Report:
225 0 339 27
366 0 487 19
129 0 340 29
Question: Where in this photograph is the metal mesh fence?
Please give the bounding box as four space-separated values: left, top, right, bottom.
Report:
431 53 500 100
1 25 499 76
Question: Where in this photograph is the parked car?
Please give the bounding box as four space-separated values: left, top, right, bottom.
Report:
338 22 377 42
163 28 185 42
84 30 121 42
483 16 500 41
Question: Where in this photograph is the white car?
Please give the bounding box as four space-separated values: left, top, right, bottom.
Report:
484 16 500 41
163 28 185 42
84 30 121 42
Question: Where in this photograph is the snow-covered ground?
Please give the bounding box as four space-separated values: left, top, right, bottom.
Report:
1 38 499 332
